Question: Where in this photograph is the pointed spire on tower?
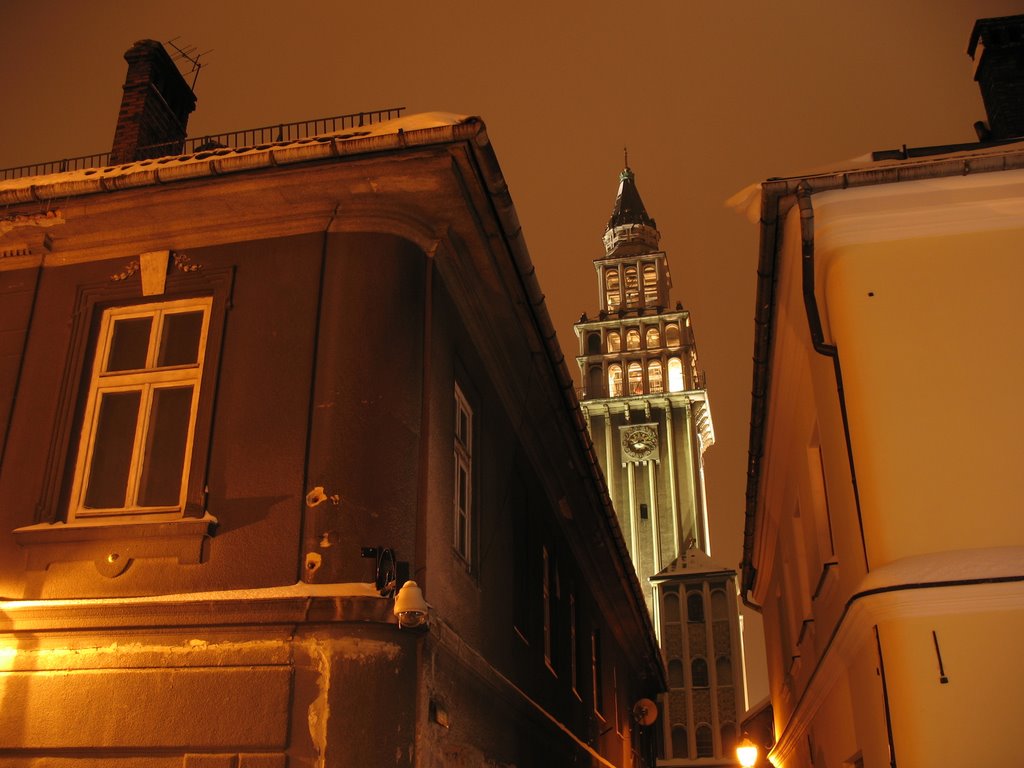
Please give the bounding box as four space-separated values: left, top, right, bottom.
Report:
603 162 660 257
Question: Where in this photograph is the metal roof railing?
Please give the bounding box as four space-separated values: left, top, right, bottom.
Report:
0 107 405 182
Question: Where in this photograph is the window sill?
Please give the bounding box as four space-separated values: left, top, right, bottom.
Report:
13 513 217 574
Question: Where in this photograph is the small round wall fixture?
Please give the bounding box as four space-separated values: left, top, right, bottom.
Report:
632 698 658 726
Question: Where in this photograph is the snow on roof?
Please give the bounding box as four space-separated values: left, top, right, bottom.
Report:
858 546 1024 593
0 112 474 195
726 138 1024 224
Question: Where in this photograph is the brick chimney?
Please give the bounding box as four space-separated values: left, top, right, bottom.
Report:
969 15 1024 141
110 39 197 164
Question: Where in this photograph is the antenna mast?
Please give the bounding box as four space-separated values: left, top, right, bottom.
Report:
166 37 213 91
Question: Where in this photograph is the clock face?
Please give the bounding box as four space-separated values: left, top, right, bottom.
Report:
622 426 658 460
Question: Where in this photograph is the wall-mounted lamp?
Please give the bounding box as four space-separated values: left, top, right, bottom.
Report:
737 734 759 767
393 580 429 629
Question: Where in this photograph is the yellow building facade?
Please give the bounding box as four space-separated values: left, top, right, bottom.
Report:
739 144 1024 766
740 16 1024 767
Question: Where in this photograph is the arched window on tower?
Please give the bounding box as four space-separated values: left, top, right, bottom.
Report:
692 657 709 688
627 362 643 395
642 263 658 305
605 269 620 309
663 590 680 622
717 656 733 687
668 658 685 688
608 364 623 397
711 589 728 620
645 326 660 348
668 357 685 392
624 266 639 306
687 591 704 622
587 366 604 398
586 333 601 355
607 331 621 353
648 361 663 394
626 329 641 351
665 323 681 348
721 723 737 758
695 724 714 757
672 726 689 759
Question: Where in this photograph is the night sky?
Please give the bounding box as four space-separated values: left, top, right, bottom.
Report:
3 0 1020 702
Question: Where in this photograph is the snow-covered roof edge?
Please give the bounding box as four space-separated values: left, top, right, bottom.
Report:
0 112 476 204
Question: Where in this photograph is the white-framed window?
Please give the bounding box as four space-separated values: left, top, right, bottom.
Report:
67 297 212 522
453 383 473 562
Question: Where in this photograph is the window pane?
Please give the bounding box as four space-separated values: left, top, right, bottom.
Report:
84 390 141 508
668 658 684 688
106 317 152 372
668 358 685 392
457 465 468 511
687 591 705 621
648 361 663 394
624 267 639 305
138 386 194 507
158 311 204 367
608 365 623 397
605 269 620 308
692 658 709 687
696 725 713 757
672 727 688 758
663 591 680 622
643 264 658 303
717 656 733 686
628 362 643 394
665 324 681 348
626 330 640 350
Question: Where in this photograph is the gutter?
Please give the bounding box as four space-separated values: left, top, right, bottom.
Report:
740 143 1024 605
0 117 485 206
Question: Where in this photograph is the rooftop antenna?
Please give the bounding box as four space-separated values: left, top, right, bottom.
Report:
623 145 629 169
166 37 213 91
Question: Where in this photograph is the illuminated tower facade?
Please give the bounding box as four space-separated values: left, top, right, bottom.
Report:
574 167 745 764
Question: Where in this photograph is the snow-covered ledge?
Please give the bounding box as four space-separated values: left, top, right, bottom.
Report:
0 582 393 632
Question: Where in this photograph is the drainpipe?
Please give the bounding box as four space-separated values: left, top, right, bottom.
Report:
795 184 870 575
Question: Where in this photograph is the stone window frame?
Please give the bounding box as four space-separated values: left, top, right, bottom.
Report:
13 265 233 571
67 296 213 523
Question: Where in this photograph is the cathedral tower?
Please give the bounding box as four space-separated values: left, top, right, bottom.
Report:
575 167 746 764
574 165 714 591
